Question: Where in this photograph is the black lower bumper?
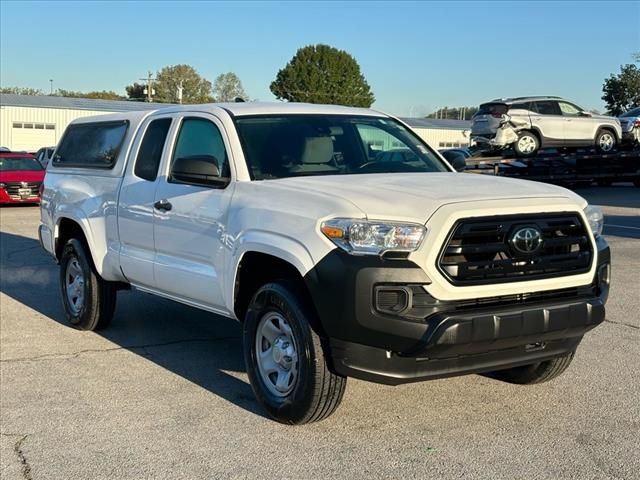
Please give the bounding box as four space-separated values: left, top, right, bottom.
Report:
330 296 603 385
305 237 610 385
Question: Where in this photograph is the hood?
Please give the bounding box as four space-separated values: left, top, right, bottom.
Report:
591 113 620 123
0 170 46 183
267 173 583 223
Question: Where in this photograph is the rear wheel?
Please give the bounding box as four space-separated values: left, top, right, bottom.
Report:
59 238 116 330
513 131 539 157
489 351 575 384
595 129 616 153
243 280 346 424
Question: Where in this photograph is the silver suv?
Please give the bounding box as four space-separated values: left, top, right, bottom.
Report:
471 96 622 157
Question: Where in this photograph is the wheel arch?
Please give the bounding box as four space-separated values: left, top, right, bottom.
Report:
596 125 619 142
525 127 544 147
230 237 322 330
55 216 100 272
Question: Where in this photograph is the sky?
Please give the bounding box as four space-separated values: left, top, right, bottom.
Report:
1 0 639 116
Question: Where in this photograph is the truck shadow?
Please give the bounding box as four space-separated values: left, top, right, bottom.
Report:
0 230 265 419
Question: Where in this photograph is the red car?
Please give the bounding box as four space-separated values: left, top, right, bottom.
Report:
0 152 46 205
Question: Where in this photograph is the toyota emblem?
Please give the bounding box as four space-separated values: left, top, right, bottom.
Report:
510 226 543 254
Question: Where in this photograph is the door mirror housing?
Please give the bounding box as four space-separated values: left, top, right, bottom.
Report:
171 155 229 187
440 150 467 172
580 111 593 117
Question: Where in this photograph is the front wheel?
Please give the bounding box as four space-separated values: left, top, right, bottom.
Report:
59 238 116 330
489 351 575 384
243 280 346 424
513 131 539 157
595 130 616 153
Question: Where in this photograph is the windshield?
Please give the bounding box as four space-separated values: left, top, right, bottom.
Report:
0 157 43 171
621 107 640 117
235 115 448 180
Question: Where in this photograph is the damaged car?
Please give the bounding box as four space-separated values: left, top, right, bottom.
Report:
471 96 622 157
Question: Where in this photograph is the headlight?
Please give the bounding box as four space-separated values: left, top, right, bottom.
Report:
584 205 603 237
321 218 426 255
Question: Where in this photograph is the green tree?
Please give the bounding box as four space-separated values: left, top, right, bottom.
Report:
125 82 147 101
56 89 124 100
154 64 213 104
270 44 374 107
213 72 247 102
602 63 640 115
0 86 44 95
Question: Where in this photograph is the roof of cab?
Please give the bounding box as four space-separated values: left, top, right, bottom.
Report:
70 102 388 124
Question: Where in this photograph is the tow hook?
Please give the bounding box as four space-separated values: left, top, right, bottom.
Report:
525 342 546 352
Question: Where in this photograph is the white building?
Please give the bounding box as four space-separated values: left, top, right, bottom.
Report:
400 118 472 149
0 94 159 151
1 94 473 152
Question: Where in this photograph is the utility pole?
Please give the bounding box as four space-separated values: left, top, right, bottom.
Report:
177 80 184 104
140 71 157 102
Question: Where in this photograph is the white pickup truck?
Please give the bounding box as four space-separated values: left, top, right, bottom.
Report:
39 102 611 424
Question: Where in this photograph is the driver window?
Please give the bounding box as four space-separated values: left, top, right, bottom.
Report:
170 117 229 179
559 102 582 116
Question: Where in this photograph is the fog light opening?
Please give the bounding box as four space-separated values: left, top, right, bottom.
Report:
374 286 412 315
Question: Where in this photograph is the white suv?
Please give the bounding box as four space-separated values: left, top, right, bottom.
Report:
471 96 622 156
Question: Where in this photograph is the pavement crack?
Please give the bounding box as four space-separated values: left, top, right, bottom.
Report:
1 433 33 480
605 319 639 330
0 336 240 364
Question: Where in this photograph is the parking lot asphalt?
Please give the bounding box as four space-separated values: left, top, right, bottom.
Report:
1 186 639 480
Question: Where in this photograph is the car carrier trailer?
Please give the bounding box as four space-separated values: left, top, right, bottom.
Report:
464 149 640 187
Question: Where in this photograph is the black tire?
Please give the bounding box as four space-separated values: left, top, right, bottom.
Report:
243 280 346 424
489 351 575 385
59 238 116 331
513 131 539 157
595 129 617 154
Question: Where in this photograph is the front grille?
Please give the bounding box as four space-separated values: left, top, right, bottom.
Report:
3 181 41 198
438 213 593 285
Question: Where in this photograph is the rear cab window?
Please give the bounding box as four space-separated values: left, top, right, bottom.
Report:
52 121 129 169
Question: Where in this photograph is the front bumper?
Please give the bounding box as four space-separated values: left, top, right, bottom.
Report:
0 189 41 204
305 238 610 385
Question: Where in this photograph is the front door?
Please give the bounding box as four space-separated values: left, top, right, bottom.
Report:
558 101 593 143
152 114 234 312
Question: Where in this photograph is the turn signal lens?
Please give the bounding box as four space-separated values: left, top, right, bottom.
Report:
320 225 344 239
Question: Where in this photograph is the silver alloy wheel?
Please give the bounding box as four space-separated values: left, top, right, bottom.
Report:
517 135 537 154
598 132 614 152
65 258 85 314
255 311 299 397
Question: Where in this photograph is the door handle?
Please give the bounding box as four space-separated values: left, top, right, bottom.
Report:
154 199 172 212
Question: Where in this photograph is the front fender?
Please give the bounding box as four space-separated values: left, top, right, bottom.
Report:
225 230 321 316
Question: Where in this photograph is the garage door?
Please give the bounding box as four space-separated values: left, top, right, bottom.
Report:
11 122 57 151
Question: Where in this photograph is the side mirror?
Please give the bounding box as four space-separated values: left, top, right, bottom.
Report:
171 155 229 187
440 151 467 172
580 111 593 117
